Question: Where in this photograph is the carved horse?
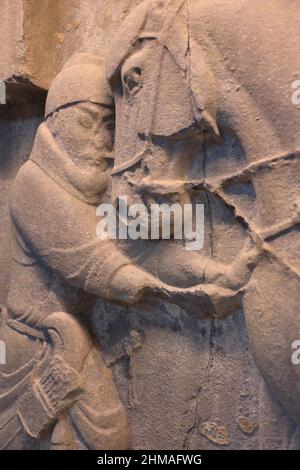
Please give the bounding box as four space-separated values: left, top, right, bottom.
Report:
108 0 300 426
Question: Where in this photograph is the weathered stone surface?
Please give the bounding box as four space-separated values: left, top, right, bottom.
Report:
0 1 25 81
0 0 300 451
0 91 45 305
0 1 145 89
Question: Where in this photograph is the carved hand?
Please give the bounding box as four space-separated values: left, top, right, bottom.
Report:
109 264 242 320
157 283 243 320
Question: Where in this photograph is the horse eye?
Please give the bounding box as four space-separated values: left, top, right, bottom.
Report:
123 67 142 95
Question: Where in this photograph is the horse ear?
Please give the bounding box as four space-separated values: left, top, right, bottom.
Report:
161 0 189 73
107 0 187 89
188 38 220 139
106 1 151 89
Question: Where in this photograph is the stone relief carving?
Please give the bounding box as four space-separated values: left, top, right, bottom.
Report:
0 50 250 450
0 0 299 451
107 0 300 433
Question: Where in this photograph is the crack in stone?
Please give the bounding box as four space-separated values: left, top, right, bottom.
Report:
183 318 216 450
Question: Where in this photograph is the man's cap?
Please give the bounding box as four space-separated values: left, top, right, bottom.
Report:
45 53 113 118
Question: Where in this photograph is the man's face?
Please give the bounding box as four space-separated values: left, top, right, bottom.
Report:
50 102 115 170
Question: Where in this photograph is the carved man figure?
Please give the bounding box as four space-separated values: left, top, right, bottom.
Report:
0 54 134 450
0 53 202 450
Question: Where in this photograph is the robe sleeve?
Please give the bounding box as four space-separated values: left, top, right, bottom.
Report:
9 161 131 299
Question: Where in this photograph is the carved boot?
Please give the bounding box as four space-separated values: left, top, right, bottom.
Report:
18 312 91 440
